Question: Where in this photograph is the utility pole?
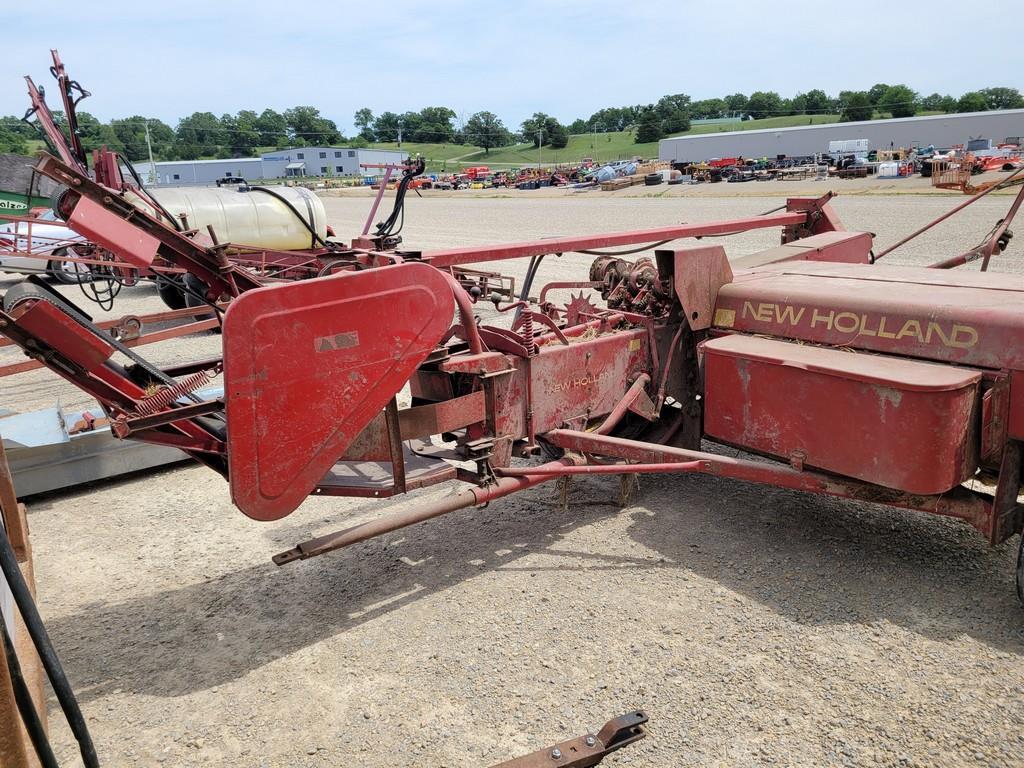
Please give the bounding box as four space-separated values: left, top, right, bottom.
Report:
537 129 543 170
397 120 403 148
144 121 156 185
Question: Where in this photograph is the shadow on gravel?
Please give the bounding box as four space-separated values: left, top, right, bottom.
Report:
38 464 1024 703
626 472 1024 653
41 486 653 701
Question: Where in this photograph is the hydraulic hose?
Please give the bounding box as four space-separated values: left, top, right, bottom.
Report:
0 518 99 767
249 185 333 249
0 608 59 768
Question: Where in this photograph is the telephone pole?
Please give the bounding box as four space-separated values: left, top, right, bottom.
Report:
144 122 156 185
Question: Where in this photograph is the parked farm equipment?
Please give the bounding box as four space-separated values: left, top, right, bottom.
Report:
4 145 1024 605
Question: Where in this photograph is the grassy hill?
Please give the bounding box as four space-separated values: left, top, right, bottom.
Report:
377 114 846 170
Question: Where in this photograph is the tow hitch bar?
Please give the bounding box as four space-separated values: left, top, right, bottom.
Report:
491 710 648 767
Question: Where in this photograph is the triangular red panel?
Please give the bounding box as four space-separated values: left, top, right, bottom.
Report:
223 262 455 520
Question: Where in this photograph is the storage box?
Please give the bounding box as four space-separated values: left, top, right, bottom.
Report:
703 335 980 494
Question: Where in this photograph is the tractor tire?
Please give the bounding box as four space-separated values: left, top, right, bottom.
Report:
156 275 188 310
644 173 662 186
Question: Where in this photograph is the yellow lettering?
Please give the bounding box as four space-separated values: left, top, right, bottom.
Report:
876 316 897 339
834 312 859 334
811 308 834 330
950 324 978 348
857 314 877 337
775 304 806 325
897 320 924 342
926 322 951 347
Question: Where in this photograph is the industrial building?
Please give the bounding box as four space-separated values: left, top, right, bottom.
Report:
658 109 1024 162
130 147 409 186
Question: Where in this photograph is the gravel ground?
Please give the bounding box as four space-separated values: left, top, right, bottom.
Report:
3 190 1024 767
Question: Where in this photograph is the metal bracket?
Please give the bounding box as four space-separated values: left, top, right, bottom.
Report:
490 710 648 768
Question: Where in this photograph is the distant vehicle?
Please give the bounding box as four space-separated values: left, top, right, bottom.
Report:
463 166 490 180
216 176 246 187
0 209 92 283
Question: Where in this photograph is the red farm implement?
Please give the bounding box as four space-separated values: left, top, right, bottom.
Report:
3 145 1024 603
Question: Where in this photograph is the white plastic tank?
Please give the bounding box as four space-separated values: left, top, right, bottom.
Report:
128 186 328 251
878 162 899 178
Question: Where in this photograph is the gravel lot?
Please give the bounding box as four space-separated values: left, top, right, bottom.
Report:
3 189 1024 767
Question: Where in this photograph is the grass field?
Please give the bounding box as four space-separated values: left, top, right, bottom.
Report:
386 114 847 170
191 110 941 172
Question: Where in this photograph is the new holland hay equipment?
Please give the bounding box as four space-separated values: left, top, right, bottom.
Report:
2 149 1024 602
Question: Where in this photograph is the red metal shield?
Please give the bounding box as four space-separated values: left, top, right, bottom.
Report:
223 262 455 520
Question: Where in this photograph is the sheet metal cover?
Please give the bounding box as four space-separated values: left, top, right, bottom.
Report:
705 334 981 392
223 262 455 521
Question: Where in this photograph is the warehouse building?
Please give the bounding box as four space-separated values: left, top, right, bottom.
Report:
260 147 408 178
659 109 1024 163
131 147 409 186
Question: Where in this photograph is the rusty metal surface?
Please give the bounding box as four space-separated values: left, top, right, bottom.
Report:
703 335 980 495
223 262 455 521
713 261 1024 369
421 211 807 267
664 245 733 330
490 711 648 768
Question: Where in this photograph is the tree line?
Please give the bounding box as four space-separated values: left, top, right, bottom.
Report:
0 85 1020 159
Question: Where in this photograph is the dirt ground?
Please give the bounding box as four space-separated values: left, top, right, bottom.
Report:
3 188 1024 767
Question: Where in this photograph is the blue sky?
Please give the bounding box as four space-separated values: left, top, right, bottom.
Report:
3 0 1021 134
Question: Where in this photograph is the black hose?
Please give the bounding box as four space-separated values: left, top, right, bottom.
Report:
249 186 333 249
374 157 426 238
121 161 181 231
0 520 99 767
0 607 60 768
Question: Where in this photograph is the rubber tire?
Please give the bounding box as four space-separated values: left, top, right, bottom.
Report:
48 247 91 285
1016 534 1024 607
644 174 662 186
667 178 684 185
157 276 188 310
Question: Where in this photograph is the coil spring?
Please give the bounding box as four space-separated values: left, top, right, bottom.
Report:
521 310 537 357
135 369 214 416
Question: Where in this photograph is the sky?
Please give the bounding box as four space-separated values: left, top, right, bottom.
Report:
2 0 1021 136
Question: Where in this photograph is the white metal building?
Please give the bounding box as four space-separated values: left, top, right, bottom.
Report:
129 148 409 186
659 109 1024 162
259 148 409 178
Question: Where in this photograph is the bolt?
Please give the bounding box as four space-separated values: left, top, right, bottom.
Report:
585 735 596 747
550 748 562 760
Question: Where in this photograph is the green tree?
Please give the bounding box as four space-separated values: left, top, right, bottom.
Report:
957 92 989 113
919 93 945 111
567 118 588 134
939 95 957 113
803 89 832 114
73 111 123 154
521 113 552 147
354 107 375 141
724 93 747 114
745 91 783 120
414 106 456 142
465 111 509 154
175 111 225 159
654 93 691 133
254 109 287 146
878 85 917 118
635 107 663 143
840 92 873 122
690 98 726 120
284 106 342 145
548 121 568 148
980 87 1024 110
372 112 402 142
0 124 28 154
867 83 890 105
